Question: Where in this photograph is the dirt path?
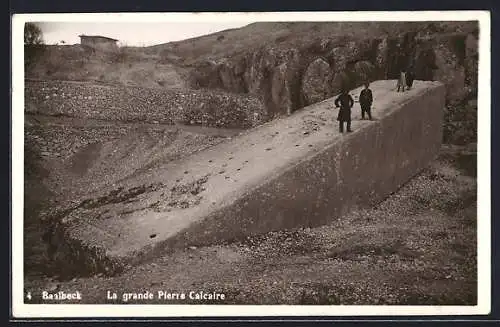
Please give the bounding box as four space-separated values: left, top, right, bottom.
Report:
26 114 244 138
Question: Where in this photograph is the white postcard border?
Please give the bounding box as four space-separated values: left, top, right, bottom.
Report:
11 10 491 318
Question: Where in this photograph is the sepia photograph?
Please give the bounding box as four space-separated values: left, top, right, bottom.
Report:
12 11 490 317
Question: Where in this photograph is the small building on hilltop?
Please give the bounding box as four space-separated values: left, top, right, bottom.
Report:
79 35 119 52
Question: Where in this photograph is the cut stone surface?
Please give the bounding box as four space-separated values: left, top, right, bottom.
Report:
49 80 445 275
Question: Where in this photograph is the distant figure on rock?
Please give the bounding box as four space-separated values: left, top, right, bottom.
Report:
334 88 354 133
397 70 408 92
405 67 415 90
359 82 373 120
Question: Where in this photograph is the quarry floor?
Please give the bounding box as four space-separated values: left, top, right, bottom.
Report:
24 142 477 305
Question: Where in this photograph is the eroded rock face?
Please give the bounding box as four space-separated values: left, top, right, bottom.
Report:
414 42 438 81
218 58 247 93
267 48 301 117
375 38 389 77
327 43 359 74
243 47 277 94
271 63 294 116
186 29 477 144
190 47 303 118
433 36 468 103
301 58 331 106
353 61 376 84
189 39 385 116
464 33 479 96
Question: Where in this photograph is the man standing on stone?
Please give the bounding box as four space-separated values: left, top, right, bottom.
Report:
359 82 373 120
397 70 408 92
334 88 354 133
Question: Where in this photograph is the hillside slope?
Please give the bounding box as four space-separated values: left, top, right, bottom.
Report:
26 45 188 89
149 21 475 63
172 21 477 144
26 21 479 144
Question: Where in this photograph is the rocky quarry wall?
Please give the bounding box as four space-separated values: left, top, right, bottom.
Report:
187 31 477 143
25 79 267 129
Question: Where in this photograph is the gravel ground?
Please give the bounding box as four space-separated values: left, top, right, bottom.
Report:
25 79 267 128
24 144 477 305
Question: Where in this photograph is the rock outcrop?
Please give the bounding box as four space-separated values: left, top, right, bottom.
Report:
186 28 478 144
301 58 331 106
464 33 479 96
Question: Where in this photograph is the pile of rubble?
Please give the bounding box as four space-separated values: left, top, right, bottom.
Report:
25 80 268 129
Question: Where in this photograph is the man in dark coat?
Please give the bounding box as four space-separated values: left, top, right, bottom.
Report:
397 70 407 92
359 82 373 120
405 68 415 89
334 88 354 133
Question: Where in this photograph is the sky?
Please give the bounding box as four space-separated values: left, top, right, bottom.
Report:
27 11 483 47
36 21 254 46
